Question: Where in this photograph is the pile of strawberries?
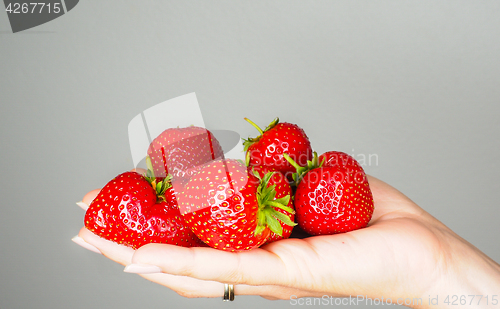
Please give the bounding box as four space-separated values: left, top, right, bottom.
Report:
84 118 374 252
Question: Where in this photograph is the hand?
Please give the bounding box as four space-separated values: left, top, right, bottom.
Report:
74 175 500 308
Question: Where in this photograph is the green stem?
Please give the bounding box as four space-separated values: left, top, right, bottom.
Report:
244 117 264 135
283 153 301 170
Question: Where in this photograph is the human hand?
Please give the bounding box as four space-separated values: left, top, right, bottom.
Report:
74 175 500 308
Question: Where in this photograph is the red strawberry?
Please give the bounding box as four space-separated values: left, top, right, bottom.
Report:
285 152 374 235
319 151 365 174
84 169 201 249
177 159 295 252
243 118 313 181
251 166 295 244
147 126 224 185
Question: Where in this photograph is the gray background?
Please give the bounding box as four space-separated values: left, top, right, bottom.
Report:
1 1 499 308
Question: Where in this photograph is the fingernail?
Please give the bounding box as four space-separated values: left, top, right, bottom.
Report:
76 201 88 211
124 263 162 274
72 236 102 254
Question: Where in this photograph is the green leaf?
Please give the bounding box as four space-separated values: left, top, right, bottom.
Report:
146 156 155 176
254 225 266 236
146 169 154 179
257 210 266 227
273 195 290 206
264 117 279 132
162 179 170 192
251 166 261 180
262 185 276 202
266 215 283 236
271 210 297 227
267 201 295 214
255 168 296 236
261 171 274 186
242 138 254 153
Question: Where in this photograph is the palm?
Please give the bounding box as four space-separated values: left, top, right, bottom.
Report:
77 175 453 301
233 175 449 299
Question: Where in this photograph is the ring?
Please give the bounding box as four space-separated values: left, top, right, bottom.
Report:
223 283 234 301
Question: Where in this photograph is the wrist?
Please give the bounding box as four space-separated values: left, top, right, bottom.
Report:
421 233 500 309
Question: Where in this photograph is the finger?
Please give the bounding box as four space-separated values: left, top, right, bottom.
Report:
78 227 134 266
76 201 88 211
129 231 408 298
139 273 224 298
82 189 101 206
366 175 424 222
131 168 146 175
366 175 409 205
76 228 312 299
261 296 281 300
137 272 316 299
71 235 102 254
130 243 290 286
75 189 100 211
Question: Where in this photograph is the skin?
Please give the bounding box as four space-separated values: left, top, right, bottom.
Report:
77 174 500 308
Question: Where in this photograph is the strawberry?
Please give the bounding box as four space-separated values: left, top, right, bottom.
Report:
284 151 374 235
177 159 295 252
147 126 224 186
243 118 313 181
251 165 295 244
319 151 366 175
84 161 201 249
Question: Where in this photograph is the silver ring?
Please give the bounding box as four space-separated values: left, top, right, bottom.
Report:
223 283 234 301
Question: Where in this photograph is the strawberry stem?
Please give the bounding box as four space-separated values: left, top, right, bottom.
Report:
243 117 280 152
254 171 296 237
284 152 323 186
244 117 264 135
144 156 172 203
283 153 301 170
